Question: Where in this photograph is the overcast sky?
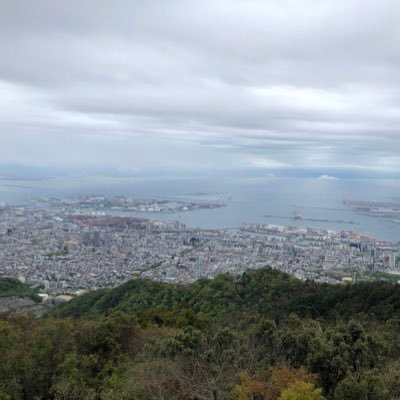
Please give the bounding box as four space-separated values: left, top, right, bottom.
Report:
0 0 399 176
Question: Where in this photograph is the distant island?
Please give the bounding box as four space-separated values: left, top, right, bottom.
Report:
344 198 400 224
30 194 227 214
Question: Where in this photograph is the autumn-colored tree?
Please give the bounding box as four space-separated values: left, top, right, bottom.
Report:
278 381 325 400
232 371 267 400
265 366 317 400
232 367 317 400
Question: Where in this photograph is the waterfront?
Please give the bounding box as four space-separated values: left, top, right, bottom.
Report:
1 176 400 241
1 198 399 297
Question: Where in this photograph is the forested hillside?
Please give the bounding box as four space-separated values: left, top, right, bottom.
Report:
0 277 40 300
1 269 400 399
51 268 400 321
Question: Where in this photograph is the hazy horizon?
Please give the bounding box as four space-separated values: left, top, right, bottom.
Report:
1 0 400 178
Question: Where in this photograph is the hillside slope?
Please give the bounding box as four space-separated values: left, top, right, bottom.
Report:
0 277 40 300
51 268 400 321
2 269 400 399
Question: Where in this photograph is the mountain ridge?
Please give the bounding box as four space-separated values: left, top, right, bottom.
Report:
50 267 400 321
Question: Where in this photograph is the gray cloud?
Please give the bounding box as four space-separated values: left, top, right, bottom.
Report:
0 0 399 174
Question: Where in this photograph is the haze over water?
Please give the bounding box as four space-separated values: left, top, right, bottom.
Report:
2 0 400 248
1 176 400 242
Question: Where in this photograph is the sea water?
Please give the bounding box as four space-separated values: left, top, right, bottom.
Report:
1 175 400 241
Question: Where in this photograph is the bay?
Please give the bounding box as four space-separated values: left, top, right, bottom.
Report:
1 176 399 242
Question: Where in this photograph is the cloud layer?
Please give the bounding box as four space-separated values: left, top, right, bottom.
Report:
1 0 399 175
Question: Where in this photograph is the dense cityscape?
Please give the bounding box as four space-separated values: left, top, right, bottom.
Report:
1 195 399 304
